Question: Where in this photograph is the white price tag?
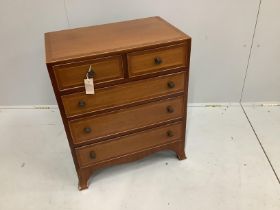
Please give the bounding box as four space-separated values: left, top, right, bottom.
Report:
84 78 95 94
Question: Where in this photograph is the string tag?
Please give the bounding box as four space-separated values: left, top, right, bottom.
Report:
84 65 95 94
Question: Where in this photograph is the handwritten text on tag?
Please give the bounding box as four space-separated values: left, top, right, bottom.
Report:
84 78 95 94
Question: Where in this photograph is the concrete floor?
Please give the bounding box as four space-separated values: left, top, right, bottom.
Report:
0 104 279 210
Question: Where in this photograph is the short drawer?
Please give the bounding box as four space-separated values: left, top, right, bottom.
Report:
127 44 187 76
75 122 183 168
69 96 184 145
62 72 186 117
53 56 124 90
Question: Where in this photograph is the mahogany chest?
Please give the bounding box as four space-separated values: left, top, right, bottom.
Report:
45 16 191 190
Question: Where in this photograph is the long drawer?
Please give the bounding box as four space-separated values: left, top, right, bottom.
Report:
62 71 186 117
69 96 184 145
75 122 183 168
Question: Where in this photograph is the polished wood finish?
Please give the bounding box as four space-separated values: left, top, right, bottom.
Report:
69 96 184 145
45 16 191 190
76 122 183 168
45 16 190 64
127 44 187 76
77 140 186 190
54 56 124 90
62 72 185 117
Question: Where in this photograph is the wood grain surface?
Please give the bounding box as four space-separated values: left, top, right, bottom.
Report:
69 96 184 145
76 122 183 168
128 44 187 76
45 17 190 64
62 72 186 117
53 56 124 90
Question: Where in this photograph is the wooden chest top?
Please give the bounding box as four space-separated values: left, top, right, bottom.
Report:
44 16 190 64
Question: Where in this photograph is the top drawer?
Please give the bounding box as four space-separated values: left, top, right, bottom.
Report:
127 44 187 76
53 56 124 90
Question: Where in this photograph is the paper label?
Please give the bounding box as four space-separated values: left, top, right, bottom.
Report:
84 78 95 94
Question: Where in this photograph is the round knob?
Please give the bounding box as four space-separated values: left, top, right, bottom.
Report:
87 68 95 79
167 130 174 137
89 151 96 159
166 106 174 113
154 57 162 65
84 127 92 133
167 81 175 89
78 100 86 107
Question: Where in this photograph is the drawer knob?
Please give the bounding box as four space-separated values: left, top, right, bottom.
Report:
167 81 175 89
87 65 96 79
78 100 86 107
154 57 162 65
166 106 174 113
89 151 96 159
84 127 92 133
87 69 95 79
167 130 174 137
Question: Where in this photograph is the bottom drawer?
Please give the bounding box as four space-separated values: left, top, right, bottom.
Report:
76 122 183 168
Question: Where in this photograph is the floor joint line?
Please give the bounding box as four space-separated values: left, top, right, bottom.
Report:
240 103 280 184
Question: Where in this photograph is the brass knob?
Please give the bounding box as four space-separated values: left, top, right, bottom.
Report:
78 100 86 107
154 57 162 65
87 68 95 79
167 81 175 89
167 130 174 137
84 127 92 133
166 106 174 113
89 151 96 159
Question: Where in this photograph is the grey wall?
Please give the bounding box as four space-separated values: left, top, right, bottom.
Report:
0 0 279 105
241 0 280 102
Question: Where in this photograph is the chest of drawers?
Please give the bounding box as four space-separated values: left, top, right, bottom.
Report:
45 16 191 190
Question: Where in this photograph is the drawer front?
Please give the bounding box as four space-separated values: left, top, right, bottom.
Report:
76 122 183 168
69 96 184 145
127 44 187 76
62 72 186 117
53 56 124 90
